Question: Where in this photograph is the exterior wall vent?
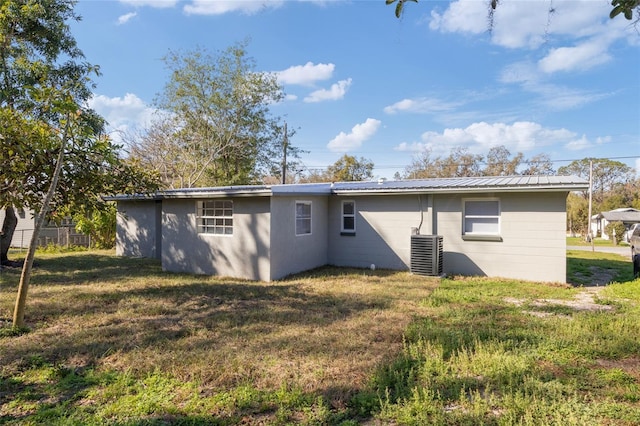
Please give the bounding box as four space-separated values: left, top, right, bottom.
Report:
410 235 443 276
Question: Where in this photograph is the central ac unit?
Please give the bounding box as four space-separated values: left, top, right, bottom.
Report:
410 235 443 276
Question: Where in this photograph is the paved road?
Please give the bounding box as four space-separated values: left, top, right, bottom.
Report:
567 245 632 259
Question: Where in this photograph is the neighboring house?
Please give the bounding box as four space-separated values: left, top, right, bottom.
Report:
0 208 89 248
107 175 588 283
0 208 34 248
591 208 640 241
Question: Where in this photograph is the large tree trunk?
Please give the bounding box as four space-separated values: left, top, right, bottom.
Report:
1 207 18 265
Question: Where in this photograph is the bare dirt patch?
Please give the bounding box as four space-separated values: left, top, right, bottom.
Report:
571 266 618 287
504 286 612 317
596 357 640 380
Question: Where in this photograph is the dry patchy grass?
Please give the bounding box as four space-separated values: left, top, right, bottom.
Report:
1 250 639 425
0 251 438 418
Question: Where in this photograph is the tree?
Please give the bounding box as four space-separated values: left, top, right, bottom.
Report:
387 0 640 22
484 146 523 176
402 145 557 179
385 0 418 18
558 158 634 204
1 0 157 329
566 192 588 236
520 153 555 176
300 155 375 183
325 154 375 182
129 41 298 189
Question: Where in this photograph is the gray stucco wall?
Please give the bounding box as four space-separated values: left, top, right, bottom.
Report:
327 191 568 283
269 196 328 280
327 195 426 270
116 200 161 258
161 197 271 281
436 192 568 283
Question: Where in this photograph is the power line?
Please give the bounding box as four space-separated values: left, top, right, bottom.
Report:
303 154 640 172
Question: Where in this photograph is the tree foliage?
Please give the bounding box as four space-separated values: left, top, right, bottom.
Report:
401 145 555 179
301 155 375 183
557 158 634 203
0 0 157 328
387 0 640 21
128 41 299 189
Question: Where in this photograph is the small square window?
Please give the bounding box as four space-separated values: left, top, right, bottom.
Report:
463 199 500 239
197 200 233 235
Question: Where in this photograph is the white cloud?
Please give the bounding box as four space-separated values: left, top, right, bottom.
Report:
430 0 614 50
276 62 335 86
394 141 430 152
327 118 381 152
429 1 488 36
500 61 611 111
538 38 612 73
383 97 461 114
565 135 591 151
119 0 177 8
304 78 352 103
184 0 284 15
117 12 137 25
88 93 156 143
394 121 578 155
536 84 610 110
564 134 612 151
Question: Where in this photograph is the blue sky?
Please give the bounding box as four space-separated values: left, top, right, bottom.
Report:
73 0 640 179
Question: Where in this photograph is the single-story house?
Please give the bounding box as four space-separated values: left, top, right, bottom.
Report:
591 208 640 241
0 208 35 248
107 175 588 283
0 208 87 248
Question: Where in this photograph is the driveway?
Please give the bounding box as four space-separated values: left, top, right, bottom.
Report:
567 245 632 259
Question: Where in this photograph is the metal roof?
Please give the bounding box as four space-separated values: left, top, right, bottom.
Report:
104 175 588 201
596 209 640 222
330 175 588 194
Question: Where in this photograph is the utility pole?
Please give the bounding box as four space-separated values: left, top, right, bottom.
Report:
588 159 593 251
281 122 288 185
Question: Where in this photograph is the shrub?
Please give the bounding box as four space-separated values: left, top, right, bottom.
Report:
605 221 626 244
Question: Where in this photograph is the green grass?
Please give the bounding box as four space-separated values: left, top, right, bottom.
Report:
567 236 630 247
567 249 635 285
1 250 639 424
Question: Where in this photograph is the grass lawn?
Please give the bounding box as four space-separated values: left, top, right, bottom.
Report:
1 249 639 425
567 236 630 247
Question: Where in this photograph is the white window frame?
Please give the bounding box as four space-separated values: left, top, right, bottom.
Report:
341 200 356 234
295 201 312 236
196 200 233 236
462 198 501 241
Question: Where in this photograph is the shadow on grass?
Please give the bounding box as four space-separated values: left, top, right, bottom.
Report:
0 253 165 289
567 251 634 287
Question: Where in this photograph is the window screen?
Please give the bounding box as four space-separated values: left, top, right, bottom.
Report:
463 199 500 235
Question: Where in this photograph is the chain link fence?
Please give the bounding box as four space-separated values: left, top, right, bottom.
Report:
11 227 91 251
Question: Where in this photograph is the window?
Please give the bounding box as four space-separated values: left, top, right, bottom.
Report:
341 200 356 234
197 200 233 235
295 201 312 235
463 199 500 239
